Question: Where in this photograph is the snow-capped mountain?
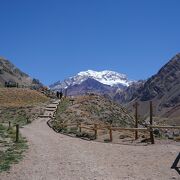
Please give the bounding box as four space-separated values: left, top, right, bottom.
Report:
50 70 133 90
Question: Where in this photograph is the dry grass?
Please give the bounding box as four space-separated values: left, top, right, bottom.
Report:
0 88 50 125
54 95 134 128
0 88 50 172
0 88 49 108
51 95 180 144
50 95 147 144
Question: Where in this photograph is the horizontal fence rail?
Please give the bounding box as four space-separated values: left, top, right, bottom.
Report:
149 125 180 129
55 122 180 144
51 100 179 145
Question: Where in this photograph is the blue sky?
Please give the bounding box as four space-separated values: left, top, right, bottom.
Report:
0 0 180 85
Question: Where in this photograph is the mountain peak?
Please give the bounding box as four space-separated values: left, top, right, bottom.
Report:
50 70 133 90
78 69 126 77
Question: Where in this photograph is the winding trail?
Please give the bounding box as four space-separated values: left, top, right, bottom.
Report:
1 100 179 180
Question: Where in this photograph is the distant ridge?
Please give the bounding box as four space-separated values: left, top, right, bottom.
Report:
0 57 43 88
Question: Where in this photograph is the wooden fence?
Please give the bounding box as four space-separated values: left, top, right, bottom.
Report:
59 122 180 144
57 101 180 144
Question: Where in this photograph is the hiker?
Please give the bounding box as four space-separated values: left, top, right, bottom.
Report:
56 91 60 99
59 91 63 99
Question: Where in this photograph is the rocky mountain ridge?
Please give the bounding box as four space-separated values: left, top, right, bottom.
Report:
65 78 118 97
50 70 133 91
0 57 43 88
115 53 180 119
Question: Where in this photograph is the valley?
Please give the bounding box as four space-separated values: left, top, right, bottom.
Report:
0 54 179 179
50 53 180 127
1 1 180 179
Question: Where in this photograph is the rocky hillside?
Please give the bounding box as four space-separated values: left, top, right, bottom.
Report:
113 80 145 104
137 53 180 103
0 57 43 88
52 94 134 129
115 53 180 120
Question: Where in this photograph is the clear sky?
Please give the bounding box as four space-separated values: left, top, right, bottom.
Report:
0 0 180 85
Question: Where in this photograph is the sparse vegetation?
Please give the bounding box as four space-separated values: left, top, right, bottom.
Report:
174 136 180 142
0 124 28 172
49 94 137 142
68 127 78 134
104 138 111 143
0 88 49 125
76 132 95 140
0 109 33 127
0 88 50 172
53 94 134 128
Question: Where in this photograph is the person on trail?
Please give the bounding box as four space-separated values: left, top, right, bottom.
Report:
59 91 63 99
56 91 60 99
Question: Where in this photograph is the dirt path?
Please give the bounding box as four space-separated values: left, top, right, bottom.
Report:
1 101 179 180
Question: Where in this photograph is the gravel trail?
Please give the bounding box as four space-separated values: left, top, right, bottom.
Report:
1 102 179 180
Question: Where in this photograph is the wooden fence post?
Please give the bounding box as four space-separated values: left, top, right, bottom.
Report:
15 124 19 142
79 123 82 133
94 124 97 139
150 101 155 144
77 122 79 129
109 126 113 142
27 117 30 124
133 102 139 140
8 121 11 129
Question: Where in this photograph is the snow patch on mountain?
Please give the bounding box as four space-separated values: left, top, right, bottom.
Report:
50 70 133 90
77 70 130 86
